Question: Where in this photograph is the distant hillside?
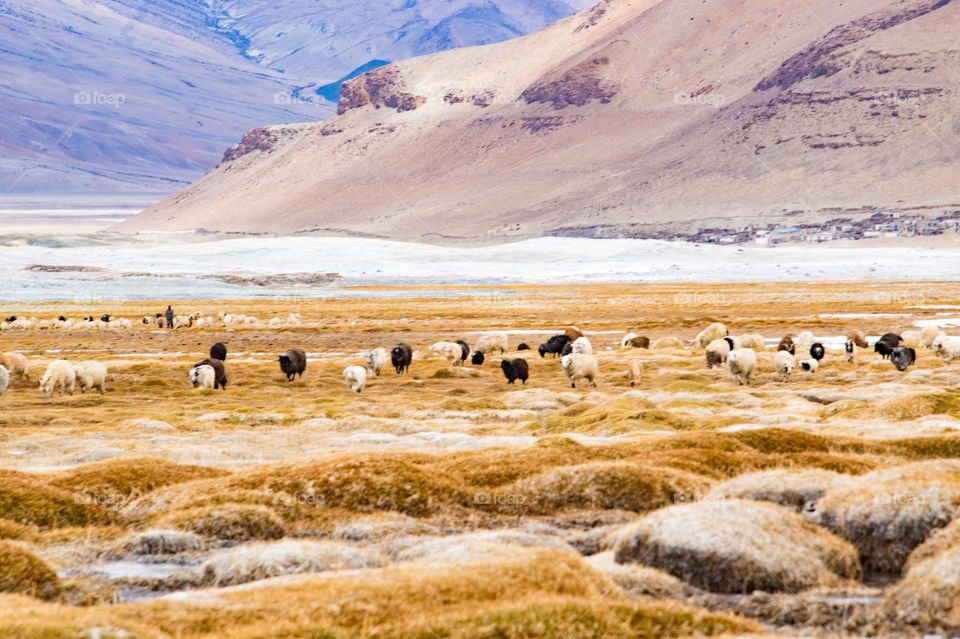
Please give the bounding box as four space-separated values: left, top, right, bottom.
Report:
0 0 589 196
119 0 960 243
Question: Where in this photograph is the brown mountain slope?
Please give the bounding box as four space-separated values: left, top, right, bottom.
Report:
117 0 960 243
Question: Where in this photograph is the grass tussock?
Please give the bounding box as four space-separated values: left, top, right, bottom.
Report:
614 500 861 594
49 458 227 500
903 517 960 571
162 504 285 542
502 462 708 515
200 540 385 586
118 529 205 556
0 542 60 600
0 477 112 529
809 460 960 575
881 546 960 634
706 468 853 511
0 519 36 541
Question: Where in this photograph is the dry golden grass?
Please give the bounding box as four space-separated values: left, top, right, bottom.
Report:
3 282 960 635
0 541 60 600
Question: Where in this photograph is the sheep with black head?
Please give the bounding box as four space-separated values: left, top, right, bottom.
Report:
500 359 529 385
278 349 307 381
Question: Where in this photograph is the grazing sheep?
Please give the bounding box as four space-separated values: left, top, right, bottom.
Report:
809 343 825 361
737 334 766 350
627 359 643 386
561 353 598 388
845 339 857 363
931 334 960 363
875 333 903 359
0 352 29 381
799 359 819 373
74 361 107 394
538 334 570 358
39 360 76 397
650 336 684 350
193 358 227 390
430 341 464 366
210 343 227 361
569 336 593 355
621 332 638 348
846 329 869 349
774 350 795 382
391 343 413 374
365 348 388 376
694 323 728 349
891 347 917 372
470 351 485 366
919 325 943 349
0 365 7 395
343 365 367 393
564 326 584 340
777 336 796 355
500 359 529 385
189 365 215 389
455 340 470 362
796 331 815 352
517 343 531 351
726 348 757 386
278 349 307 381
476 333 509 355
705 339 731 369
625 335 650 349
900 330 923 348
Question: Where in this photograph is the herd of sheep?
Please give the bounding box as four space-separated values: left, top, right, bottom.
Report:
2 316 960 398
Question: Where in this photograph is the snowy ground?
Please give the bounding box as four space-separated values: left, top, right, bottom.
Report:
1 233 960 301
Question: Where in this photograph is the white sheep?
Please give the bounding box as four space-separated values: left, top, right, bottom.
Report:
774 350 795 382
108 318 132 330
932 334 960 363
798 358 820 373
650 336 684 350
430 341 464 366
920 325 943 349
693 322 728 349
343 366 367 393
900 330 923 348
287 313 301 326
74 360 107 394
570 336 592 355
0 365 8 395
705 338 731 368
627 359 643 386
189 365 215 389
39 360 76 397
365 348 388 376
0 352 29 381
796 331 815 352
475 333 508 355
726 348 757 386
737 334 766 350
561 353 598 388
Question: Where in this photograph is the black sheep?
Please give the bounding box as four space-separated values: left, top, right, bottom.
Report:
210 342 227 361
5 316 16 322
471 351 485 366
194 358 227 390
455 340 470 363
58 315 66 322
538 334 570 358
101 314 111 323
890 347 916 372
809 343 825 361
278 349 307 381
500 358 529 384
627 336 650 349
517 343 531 351
874 333 902 359
391 343 413 374
777 336 795 355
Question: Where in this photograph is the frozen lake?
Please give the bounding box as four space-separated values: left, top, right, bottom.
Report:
1 233 960 301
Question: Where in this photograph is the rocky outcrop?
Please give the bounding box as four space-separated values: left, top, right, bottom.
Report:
520 56 619 109
337 67 426 115
221 125 307 164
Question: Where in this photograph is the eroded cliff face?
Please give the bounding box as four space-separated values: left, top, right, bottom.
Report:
221 125 311 164
337 67 427 115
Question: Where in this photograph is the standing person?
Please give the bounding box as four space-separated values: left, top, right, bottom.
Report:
165 305 174 329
